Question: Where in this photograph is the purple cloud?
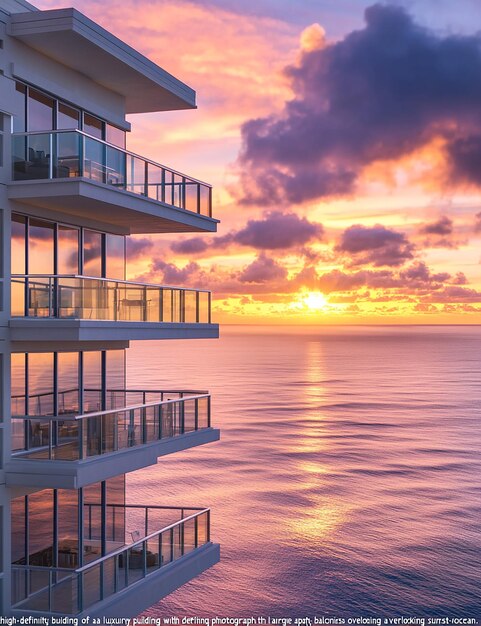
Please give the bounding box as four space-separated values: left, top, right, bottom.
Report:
238 4 481 204
336 224 415 267
239 253 288 283
171 210 323 254
419 216 453 236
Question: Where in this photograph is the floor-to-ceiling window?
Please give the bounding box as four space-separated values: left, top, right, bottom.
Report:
11 476 126 568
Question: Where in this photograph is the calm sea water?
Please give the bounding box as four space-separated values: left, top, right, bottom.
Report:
126 325 481 619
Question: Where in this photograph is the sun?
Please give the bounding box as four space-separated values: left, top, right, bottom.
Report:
301 291 328 310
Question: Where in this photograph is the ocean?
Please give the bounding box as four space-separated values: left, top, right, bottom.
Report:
127 325 481 619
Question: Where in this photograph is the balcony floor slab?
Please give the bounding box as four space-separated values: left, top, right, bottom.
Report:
6 427 220 489
9 319 219 343
8 178 218 234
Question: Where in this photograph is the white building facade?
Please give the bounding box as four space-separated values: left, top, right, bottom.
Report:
0 0 220 616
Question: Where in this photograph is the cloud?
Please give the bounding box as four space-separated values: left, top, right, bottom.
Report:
151 260 200 284
238 253 288 283
419 216 453 236
126 237 154 259
237 3 481 205
336 224 415 267
474 211 481 233
171 210 323 254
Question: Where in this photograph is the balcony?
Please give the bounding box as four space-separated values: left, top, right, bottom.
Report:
6 390 220 488
9 131 218 234
12 504 219 618
10 275 218 342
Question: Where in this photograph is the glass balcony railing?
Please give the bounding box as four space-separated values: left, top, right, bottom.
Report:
12 505 211 615
11 275 212 323
12 130 213 217
11 389 211 461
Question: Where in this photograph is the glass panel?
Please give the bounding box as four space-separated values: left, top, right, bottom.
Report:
28 218 54 274
57 490 79 568
185 181 198 213
184 398 196 433
83 113 103 140
197 396 209 428
184 290 197 323
106 350 125 408
28 353 54 416
57 225 79 274
82 566 101 608
28 89 54 132
11 353 26 451
82 351 102 413
106 475 125 548
147 163 163 202
50 571 76 614
83 230 103 277
22 134 51 180
106 124 126 149
11 497 26 564
84 135 105 183
183 518 196 554
198 291 210 324
197 512 208 545
57 352 79 415
126 154 145 195
126 546 145 583
56 131 80 178
11 214 26 274
105 234 125 280
106 145 126 187
13 82 26 133
83 482 102 565
199 185 211 216
28 490 54 566
57 103 80 130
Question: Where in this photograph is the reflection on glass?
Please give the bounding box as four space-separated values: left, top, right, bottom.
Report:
58 353 80 415
57 490 79 568
28 219 54 274
11 214 26 274
28 491 54 566
106 124 126 149
57 103 80 130
83 351 102 414
28 353 54 416
83 482 102 565
11 353 26 416
83 114 103 140
83 230 103 277
106 234 125 280
11 497 26 564
58 225 79 274
28 89 54 132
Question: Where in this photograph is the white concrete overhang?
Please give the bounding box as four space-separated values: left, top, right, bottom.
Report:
8 178 218 234
8 8 196 113
5 427 221 489
9 319 220 342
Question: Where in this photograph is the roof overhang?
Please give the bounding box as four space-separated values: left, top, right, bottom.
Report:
8 8 196 113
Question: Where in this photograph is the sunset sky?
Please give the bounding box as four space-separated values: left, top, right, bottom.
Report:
36 0 481 324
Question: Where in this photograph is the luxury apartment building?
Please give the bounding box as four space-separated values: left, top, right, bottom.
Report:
0 0 220 617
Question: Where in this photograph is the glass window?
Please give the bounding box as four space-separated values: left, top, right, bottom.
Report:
13 82 26 133
83 351 102 413
28 491 54 566
83 482 102 564
57 490 79 567
28 89 54 132
11 353 26 417
28 218 54 275
11 497 26 564
106 124 125 149
57 103 80 130
58 353 80 415
105 475 125 547
83 114 103 140
105 234 125 280
57 225 79 274
27 353 54 416
11 214 26 275
106 350 125 410
83 230 103 277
